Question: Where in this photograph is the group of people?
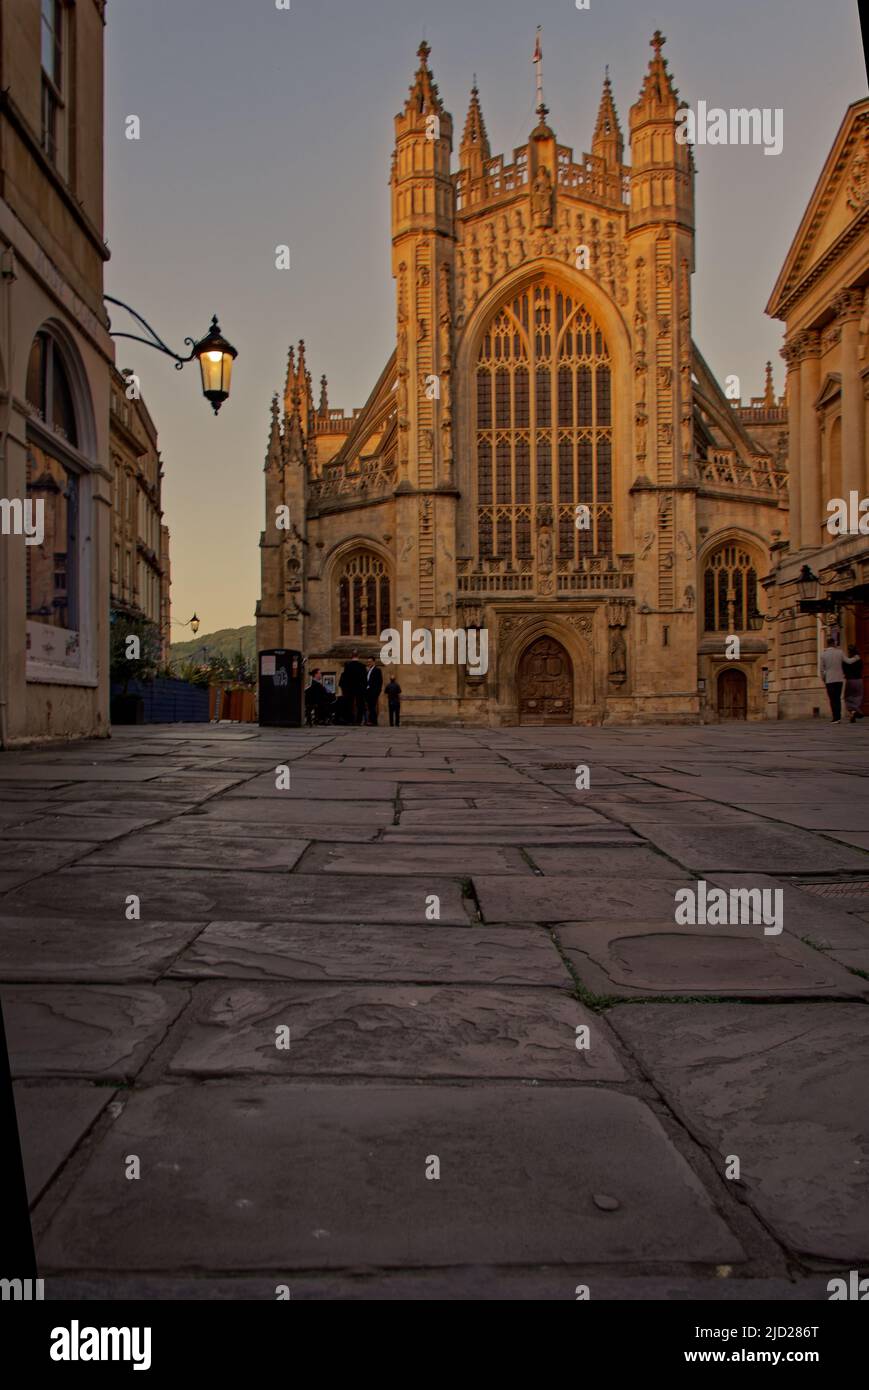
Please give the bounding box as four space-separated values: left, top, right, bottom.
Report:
304 652 402 727
820 638 865 724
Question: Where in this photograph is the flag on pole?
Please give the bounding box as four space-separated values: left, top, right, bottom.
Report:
533 29 542 64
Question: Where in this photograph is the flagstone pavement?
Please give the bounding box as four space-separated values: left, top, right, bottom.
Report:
2 719 868 1300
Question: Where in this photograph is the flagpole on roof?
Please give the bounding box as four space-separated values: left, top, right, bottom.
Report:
533 26 544 120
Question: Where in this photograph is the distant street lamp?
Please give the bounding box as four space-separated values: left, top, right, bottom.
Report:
105 298 238 414
172 614 200 634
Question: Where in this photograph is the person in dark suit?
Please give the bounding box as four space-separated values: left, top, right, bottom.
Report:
385 674 402 726
365 657 383 726
304 668 332 726
339 650 367 724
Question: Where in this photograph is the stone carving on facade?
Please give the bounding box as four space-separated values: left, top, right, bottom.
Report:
531 165 554 228
639 532 655 559
565 614 593 641
684 584 695 611
607 600 628 687
537 528 553 572
677 529 694 559
635 408 648 460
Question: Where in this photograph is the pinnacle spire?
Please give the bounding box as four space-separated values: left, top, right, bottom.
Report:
593 66 623 165
404 39 444 118
319 374 329 415
265 393 281 472
764 361 775 406
634 28 680 114
460 78 491 168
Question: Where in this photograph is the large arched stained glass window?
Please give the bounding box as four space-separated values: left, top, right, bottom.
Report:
337 551 390 638
703 543 759 632
475 278 613 566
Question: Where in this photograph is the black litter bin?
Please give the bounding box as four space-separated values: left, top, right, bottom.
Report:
258 649 303 727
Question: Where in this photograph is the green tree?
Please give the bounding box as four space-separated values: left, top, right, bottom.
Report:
110 614 162 692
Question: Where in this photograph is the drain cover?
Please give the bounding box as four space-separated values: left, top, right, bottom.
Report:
798 881 869 898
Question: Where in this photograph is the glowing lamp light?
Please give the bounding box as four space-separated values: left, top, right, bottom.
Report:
193 317 238 414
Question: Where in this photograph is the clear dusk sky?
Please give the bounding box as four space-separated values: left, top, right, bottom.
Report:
105 0 868 636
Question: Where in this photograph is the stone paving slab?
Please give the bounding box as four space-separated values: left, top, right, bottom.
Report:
171 816 382 843
190 798 394 827
0 814 169 842
555 921 869 999
732 803 869 833
166 982 620 1081
0 917 205 982
608 1002 869 1261
474 875 688 924
0 840 98 875
384 827 641 847
298 842 531 876
585 802 767 827
51 781 243 803
13 1082 113 1203
167 921 571 985
631 823 869 873
79 832 309 873
526 847 684 878
0 765 164 782
4 984 187 1079
36 1084 742 1271
224 776 399 800
0 868 471 924
397 807 613 827
41 799 198 822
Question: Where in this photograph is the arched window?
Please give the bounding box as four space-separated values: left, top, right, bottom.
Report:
703 543 759 632
25 330 79 447
337 551 391 638
475 277 613 565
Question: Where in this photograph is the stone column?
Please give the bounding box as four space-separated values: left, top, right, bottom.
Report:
835 290 865 500
782 340 802 551
797 331 821 551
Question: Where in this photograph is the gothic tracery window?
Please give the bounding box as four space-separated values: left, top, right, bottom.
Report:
337 551 390 638
475 279 613 565
703 543 759 632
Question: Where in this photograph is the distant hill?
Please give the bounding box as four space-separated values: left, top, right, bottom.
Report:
170 624 256 665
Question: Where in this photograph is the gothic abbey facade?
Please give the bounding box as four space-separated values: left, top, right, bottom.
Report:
256 34 788 724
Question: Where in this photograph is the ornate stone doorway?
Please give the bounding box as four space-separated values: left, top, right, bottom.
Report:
718 668 748 720
517 636 574 723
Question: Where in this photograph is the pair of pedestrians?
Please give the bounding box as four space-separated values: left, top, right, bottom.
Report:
338 652 402 726
820 639 864 723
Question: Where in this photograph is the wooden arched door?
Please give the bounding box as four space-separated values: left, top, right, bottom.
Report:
718 668 747 720
518 637 573 723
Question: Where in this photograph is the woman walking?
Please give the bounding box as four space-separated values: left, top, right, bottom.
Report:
843 644 864 723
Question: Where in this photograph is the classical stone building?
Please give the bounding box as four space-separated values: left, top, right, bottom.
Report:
257 35 787 724
765 99 869 719
109 367 171 660
0 0 113 744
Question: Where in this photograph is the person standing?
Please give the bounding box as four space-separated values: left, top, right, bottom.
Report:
339 650 367 725
385 673 402 727
365 656 383 726
843 643 864 723
820 637 846 724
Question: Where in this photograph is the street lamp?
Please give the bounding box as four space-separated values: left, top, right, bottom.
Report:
171 614 200 634
105 298 238 414
796 565 820 603
193 317 238 415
